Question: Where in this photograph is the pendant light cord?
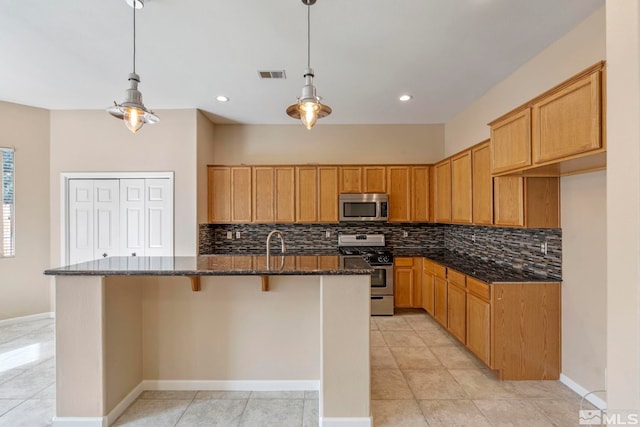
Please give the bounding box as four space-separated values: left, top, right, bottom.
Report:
307 3 311 69
132 1 136 74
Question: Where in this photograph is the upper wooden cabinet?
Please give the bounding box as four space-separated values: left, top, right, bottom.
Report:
339 166 386 193
317 167 339 223
252 166 295 223
208 166 252 223
387 166 411 222
451 151 473 224
494 176 560 228
434 159 452 223
295 166 318 223
490 62 606 176
411 166 430 222
490 109 532 174
532 70 602 164
471 141 493 225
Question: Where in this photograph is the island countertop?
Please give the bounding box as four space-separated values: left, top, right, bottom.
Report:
44 255 374 276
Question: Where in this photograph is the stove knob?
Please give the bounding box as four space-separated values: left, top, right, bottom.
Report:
379 255 390 264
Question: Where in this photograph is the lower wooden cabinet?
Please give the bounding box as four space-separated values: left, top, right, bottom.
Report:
446 269 466 344
466 277 491 366
417 259 560 381
421 259 435 315
433 266 448 327
394 257 422 308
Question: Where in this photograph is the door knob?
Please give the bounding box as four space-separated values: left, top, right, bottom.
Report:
132 252 137 257
103 253 108 258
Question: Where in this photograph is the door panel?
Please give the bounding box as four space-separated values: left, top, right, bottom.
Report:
69 180 95 264
145 179 173 256
120 179 145 256
93 180 119 259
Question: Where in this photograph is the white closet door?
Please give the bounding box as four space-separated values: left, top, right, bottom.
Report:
120 179 146 256
94 180 120 259
69 180 95 264
145 178 173 256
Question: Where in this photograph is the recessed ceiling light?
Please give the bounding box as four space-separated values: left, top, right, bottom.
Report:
399 94 413 102
216 95 229 102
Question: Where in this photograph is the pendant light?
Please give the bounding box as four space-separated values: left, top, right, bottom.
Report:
107 0 159 133
286 0 331 130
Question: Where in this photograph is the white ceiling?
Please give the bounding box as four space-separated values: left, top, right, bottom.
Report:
0 0 604 125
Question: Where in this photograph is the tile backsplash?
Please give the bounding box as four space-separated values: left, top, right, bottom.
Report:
199 222 561 279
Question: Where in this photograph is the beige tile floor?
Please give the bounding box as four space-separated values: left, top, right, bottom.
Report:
0 312 601 426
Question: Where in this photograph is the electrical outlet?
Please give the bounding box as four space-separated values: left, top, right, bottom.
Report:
226 231 233 240
540 242 548 255
472 234 476 243
235 231 241 239
325 230 331 239
403 231 408 238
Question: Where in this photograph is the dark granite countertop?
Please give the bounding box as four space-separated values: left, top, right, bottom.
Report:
392 248 560 284
44 255 373 276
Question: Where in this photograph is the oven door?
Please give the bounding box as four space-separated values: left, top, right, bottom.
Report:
342 257 393 295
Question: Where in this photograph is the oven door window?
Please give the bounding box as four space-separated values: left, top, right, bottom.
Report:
343 202 377 218
371 268 386 288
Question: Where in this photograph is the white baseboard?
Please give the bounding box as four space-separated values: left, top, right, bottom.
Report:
52 416 106 427
143 379 320 391
106 381 145 426
560 373 607 409
320 417 372 427
0 312 54 327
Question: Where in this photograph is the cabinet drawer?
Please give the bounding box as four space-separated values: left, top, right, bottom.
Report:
467 277 490 301
433 263 447 279
448 269 466 288
395 257 414 267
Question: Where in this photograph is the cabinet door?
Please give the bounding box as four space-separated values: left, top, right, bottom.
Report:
412 166 430 222
434 276 448 327
451 151 473 224
275 167 295 223
252 167 274 223
231 167 252 223
208 166 231 222
472 142 493 225
363 166 386 193
447 282 466 344
532 71 602 164
387 166 411 222
339 167 362 193
421 260 435 315
318 166 339 222
434 160 452 223
466 293 491 366
296 167 318 222
394 258 414 308
490 109 532 174
493 176 524 227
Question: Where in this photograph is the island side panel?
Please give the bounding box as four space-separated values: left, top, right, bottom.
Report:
320 275 371 424
141 275 321 383
104 276 143 413
55 276 106 418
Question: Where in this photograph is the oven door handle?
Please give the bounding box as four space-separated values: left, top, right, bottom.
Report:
371 296 384 300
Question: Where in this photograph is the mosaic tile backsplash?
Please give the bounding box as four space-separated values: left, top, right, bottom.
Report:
199 223 561 279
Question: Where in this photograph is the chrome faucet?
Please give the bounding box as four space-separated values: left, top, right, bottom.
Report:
266 230 286 269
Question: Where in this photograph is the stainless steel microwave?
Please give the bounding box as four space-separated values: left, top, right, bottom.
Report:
339 193 389 222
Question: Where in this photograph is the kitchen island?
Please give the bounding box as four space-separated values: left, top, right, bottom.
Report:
45 255 374 427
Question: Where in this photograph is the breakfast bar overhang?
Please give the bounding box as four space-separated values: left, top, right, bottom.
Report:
45 255 374 427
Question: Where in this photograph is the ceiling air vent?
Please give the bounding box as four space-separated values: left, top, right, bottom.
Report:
258 70 286 79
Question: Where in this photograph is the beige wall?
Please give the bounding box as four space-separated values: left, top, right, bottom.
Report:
443 7 607 395
606 0 640 411
49 109 199 260
0 101 50 320
561 171 606 393
210 124 444 165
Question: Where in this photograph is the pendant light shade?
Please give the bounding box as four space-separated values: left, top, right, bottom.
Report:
286 0 331 130
107 0 159 133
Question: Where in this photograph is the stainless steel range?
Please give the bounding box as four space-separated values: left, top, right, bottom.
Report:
338 234 394 316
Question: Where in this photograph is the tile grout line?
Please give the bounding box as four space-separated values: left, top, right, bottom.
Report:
172 391 198 427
